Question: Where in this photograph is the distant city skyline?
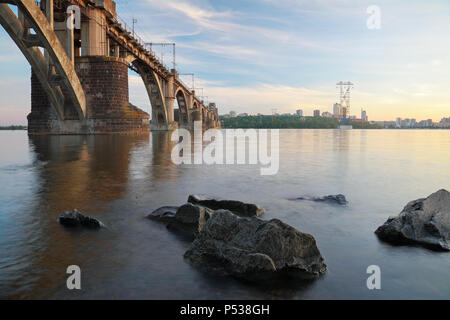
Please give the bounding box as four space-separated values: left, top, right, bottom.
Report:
224 105 450 124
222 108 450 129
1 0 450 124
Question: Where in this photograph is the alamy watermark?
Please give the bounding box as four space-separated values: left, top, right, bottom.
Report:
66 5 81 30
366 265 381 290
366 5 381 30
171 121 279 175
66 265 81 290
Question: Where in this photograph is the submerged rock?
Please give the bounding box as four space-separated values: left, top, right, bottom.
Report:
294 194 348 205
184 210 327 280
146 206 179 223
167 203 214 238
375 189 450 251
188 194 264 217
58 209 103 229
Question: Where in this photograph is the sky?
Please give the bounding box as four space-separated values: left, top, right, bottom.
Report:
1 0 450 125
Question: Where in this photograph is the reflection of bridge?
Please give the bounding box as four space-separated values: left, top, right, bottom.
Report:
0 0 221 134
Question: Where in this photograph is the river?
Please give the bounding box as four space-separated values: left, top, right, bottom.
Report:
0 129 449 299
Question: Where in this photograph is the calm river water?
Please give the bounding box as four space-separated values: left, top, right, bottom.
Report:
0 129 449 299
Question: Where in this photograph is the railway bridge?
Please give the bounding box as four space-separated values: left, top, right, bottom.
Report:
0 0 221 134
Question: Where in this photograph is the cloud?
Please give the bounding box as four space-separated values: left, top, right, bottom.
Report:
202 83 334 115
144 0 336 53
177 42 262 62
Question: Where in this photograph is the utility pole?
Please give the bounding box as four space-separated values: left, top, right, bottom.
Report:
132 18 137 38
192 87 204 98
145 42 176 70
336 81 354 119
179 73 195 90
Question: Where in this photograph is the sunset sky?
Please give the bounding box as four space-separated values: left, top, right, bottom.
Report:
1 0 450 125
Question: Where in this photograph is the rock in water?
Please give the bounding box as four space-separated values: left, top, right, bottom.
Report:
184 210 327 280
375 189 450 251
167 203 214 238
188 194 264 217
294 194 348 205
58 209 103 229
146 206 179 223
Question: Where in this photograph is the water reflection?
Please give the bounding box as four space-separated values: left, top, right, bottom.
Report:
1 134 150 298
149 132 179 181
1 129 450 299
29 134 150 210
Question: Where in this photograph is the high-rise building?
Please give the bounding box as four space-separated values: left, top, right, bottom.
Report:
333 103 341 116
401 118 411 128
313 109 320 117
396 117 402 128
296 109 303 117
322 111 333 118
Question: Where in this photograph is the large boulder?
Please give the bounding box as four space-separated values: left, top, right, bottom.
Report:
184 210 327 280
188 194 264 217
375 189 450 251
146 206 178 223
58 209 103 229
167 203 214 238
293 194 348 205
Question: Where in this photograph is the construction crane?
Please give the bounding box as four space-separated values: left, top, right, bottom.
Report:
336 81 354 119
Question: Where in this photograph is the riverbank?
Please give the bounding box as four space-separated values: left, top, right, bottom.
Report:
220 115 382 129
0 125 27 130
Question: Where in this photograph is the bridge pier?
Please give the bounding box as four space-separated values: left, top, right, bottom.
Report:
150 121 178 131
74 56 149 133
29 56 149 134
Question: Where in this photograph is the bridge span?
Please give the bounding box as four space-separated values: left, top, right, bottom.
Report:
0 0 221 134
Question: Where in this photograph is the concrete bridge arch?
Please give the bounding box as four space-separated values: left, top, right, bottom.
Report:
0 0 86 122
132 60 170 131
175 88 190 127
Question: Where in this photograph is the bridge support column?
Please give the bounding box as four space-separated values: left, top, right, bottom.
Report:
28 70 58 134
113 44 120 58
80 8 107 56
192 109 202 128
54 21 74 62
165 75 175 124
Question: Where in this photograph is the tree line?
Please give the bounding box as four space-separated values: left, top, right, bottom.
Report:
220 115 382 129
0 125 27 130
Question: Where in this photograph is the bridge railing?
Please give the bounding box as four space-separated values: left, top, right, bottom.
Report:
177 78 193 92
114 15 171 71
